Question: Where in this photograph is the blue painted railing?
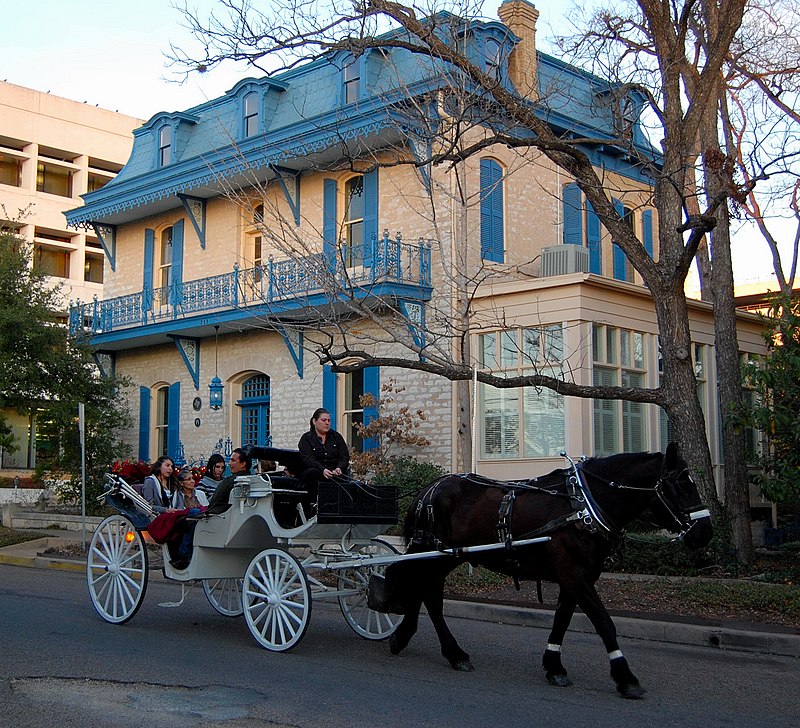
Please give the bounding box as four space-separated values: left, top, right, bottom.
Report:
69 233 432 336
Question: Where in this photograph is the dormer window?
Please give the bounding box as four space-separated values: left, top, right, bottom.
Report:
244 91 259 137
158 126 172 166
485 38 502 81
344 58 360 104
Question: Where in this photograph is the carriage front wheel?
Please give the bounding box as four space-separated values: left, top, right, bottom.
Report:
243 548 311 651
338 539 402 640
203 578 244 617
86 514 148 624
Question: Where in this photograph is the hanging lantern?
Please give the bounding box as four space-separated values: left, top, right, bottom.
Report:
208 325 223 409
209 376 223 410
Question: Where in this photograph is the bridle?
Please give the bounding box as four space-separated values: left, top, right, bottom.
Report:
564 452 711 541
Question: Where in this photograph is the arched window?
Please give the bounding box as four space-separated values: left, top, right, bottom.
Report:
343 175 365 266
480 158 504 263
159 226 173 290
238 374 271 446
243 91 259 137
158 126 171 166
484 38 502 81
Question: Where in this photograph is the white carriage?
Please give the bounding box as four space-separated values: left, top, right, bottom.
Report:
86 447 403 651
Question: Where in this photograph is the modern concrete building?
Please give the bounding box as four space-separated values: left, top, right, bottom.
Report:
0 80 143 470
63 3 765 502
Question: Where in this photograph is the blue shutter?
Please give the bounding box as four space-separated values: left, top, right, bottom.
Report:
322 365 337 424
143 229 155 315
323 179 337 271
138 386 150 462
363 169 379 267
362 366 380 451
612 198 627 281
480 159 504 262
586 201 602 274
167 381 180 460
170 219 184 307
642 209 654 258
562 183 583 245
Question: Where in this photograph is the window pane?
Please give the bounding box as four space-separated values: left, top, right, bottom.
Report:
522 328 540 365
0 154 21 186
605 327 617 364
544 325 563 362
592 324 602 363
523 378 564 457
84 255 103 283
621 371 645 451
633 332 644 368
593 366 618 456
36 162 72 196
481 333 498 369
33 246 69 278
620 330 630 367
481 385 519 458
500 331 517 368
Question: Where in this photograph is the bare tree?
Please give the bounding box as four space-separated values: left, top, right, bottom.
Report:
170 0 761 559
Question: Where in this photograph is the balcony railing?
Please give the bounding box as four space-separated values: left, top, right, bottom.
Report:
69 233 432 337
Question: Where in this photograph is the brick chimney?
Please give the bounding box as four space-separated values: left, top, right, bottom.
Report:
497 0 540 100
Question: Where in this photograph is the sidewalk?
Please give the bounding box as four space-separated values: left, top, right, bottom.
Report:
2 530 799 659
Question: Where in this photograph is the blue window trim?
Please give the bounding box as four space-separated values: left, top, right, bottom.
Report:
480 158 504 263
562 182 583 245
612 198 628 281
362 366 380 451
166 381 180 460
143 228 155 317
323 179 337 271
322 366 337 423
586 200 602 274
238 374 272 447
170 219 185 308
642 209 654 258
138 386 150 462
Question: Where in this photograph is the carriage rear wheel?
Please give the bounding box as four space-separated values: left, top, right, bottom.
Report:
243 548 311 651
203 578 244 617
338 539 402 640
86 514 148 624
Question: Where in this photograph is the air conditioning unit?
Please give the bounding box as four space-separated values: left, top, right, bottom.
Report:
540 245 590 277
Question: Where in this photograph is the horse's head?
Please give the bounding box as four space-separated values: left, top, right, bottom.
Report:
648 443 713 549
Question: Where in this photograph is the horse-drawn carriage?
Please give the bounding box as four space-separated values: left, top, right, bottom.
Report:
87 442 712 698
87 444 549 652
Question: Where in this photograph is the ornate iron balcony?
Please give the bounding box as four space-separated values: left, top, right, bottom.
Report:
69 233 432 338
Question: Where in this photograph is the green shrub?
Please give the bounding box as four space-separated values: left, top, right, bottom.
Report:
374 456 446 534
607 533 716 576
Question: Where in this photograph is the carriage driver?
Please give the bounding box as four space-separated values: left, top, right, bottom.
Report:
297 408 351 503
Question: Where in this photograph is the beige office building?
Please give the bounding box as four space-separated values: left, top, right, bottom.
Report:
0 81 143 470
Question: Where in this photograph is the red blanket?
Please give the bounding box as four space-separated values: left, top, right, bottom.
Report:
146 509 191 543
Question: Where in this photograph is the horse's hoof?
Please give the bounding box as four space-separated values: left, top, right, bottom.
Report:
546 673 572 687
618 682 646 699
451 659 475 672
389 635 406 655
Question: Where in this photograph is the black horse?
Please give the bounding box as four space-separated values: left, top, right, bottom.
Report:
372 443 713 699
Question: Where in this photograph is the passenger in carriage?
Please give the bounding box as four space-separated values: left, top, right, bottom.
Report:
197 453 225 498
206 447 252 512
141 456 178 514
173 469 209 509
297 408 351 503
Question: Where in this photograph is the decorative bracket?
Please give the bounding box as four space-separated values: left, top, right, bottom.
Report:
91 222 116 271
399 300 426 353
276 325 304 378
168 335 201 389
178 194 207 249
407 136 432 194
269 165 301 226
92 350 115 379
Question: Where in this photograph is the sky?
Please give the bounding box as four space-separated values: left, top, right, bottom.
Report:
1 0 784 285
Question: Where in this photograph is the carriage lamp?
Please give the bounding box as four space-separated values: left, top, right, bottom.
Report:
209 376 224 410
125 530 136 544
208 325 224 410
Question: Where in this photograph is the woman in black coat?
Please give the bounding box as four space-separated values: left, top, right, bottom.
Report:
297 408 350 501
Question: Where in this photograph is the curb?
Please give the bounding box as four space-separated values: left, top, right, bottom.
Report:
442 600 800 658
3 538 799 658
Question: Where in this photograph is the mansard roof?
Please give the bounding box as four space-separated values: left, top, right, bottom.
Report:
66 13 657 227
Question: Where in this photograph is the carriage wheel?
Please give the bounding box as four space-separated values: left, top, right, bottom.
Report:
338 539 402 640
243 548 311 651
86 514 148 624
203 578 244 617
